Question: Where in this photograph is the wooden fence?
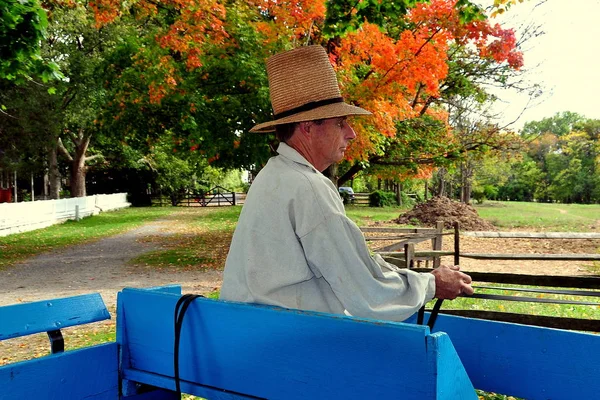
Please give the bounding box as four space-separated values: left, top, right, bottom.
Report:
0 193 130 237
361 221 446 268
375 222 600 332
151 186 245 207
352 192 370 206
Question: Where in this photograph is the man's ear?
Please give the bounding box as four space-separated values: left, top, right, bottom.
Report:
297 121 313 137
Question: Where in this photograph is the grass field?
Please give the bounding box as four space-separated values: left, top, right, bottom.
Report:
475 201 600 231
0 207 175 269
346 201 600 231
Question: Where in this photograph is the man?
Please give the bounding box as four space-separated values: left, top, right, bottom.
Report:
220 45 473 321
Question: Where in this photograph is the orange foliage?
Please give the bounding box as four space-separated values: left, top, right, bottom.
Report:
242 0 523 166
248 0 326 42
90 0 229 104
88 0 523 172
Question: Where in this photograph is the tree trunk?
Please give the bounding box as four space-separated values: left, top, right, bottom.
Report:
338 163 364 187
48 143 61 199
323 163 339 187
70 153 87 197
424 180 429 200
396 182 402 206
58 129 92 198
460 161 473 204
436 168 446 197
43 170 49 198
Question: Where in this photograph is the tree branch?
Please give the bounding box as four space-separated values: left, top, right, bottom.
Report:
57 138 73 161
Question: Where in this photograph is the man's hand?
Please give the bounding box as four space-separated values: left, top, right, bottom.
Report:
430 265 474 300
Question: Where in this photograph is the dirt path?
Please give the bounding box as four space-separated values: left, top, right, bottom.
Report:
0 220 222 309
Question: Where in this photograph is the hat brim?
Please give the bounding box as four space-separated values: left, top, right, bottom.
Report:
250 102 372 133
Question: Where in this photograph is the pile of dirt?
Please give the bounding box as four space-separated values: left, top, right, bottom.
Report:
395 196 496 231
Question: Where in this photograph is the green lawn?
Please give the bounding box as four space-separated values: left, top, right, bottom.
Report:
346 201 600 231
0 207 175 269
474 201 600 231
345 205 411 226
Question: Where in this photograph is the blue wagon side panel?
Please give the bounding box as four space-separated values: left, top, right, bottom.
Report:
0 343 118 400
0 293 110 340
118 288 476 400
427 332 477 400
430 313 600 400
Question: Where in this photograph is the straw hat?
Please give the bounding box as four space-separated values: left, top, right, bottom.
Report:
250 45 371 133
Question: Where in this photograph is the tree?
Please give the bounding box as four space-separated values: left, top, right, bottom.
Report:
324 0 524 186
92 0 525 187
0 0 61 84
521 111 584 139
518 112 600 203
547 131 600 203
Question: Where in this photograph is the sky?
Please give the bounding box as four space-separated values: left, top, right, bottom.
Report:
483 0 600 129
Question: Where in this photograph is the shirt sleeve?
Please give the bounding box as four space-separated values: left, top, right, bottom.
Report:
299 213 436 322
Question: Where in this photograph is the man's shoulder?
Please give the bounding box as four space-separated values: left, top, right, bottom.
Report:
256 155 323 188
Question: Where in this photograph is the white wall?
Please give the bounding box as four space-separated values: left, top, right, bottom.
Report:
0 193 130 237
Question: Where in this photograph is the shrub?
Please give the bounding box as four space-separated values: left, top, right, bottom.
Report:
369 190 398 207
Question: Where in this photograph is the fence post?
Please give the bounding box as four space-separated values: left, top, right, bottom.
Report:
454 221 460 266
432 221 444 268
404 243 415 269
13 171 17 203
75 205 80 221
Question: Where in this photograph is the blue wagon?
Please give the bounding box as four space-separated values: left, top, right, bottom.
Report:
1 285 599 399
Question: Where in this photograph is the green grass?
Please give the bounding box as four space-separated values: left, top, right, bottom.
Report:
129 207 242 269
345 205 412 226
65 323 117 351
474 201 600 231
0 207 175 269
426 285 600 320
187 206 242 232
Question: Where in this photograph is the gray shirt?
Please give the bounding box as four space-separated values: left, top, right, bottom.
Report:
220 143 435 321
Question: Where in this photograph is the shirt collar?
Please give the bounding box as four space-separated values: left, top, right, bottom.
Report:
277 142 318 172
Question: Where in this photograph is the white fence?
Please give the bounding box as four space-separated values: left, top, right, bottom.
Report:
0 193 130 237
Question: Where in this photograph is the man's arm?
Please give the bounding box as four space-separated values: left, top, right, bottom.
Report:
300 214 436 321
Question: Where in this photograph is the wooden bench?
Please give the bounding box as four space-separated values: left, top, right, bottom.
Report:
3 286 600 399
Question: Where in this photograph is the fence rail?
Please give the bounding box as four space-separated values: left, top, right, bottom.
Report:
150 186 245 207
376 223 600 331
352 192 370 206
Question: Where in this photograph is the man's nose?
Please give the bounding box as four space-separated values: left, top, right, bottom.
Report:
344 123 357 140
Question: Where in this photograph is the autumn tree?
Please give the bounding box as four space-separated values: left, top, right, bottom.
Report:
94 0 273 180
2 0 530 200
247 0 524 188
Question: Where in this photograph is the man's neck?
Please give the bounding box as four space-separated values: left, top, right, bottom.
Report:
285 140 329 172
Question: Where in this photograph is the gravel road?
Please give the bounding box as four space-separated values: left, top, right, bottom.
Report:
0 220 223 309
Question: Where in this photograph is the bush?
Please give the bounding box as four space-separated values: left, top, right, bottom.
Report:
369 190 398 207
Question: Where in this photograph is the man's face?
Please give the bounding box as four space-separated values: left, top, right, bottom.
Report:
310 117 356 170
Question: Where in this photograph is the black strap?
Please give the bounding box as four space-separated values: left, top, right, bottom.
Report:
427 299 444 330
174 294 204 395
417 298 444 330
273 97 344 119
